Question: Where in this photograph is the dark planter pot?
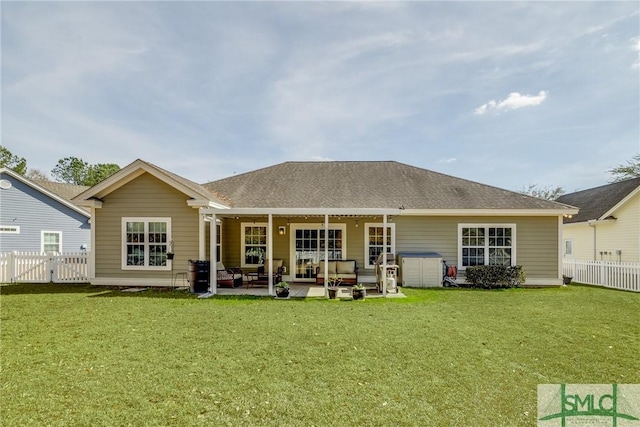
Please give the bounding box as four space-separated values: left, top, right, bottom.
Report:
276 288 290 298
352 289 365 300
166 253 175 260
562 276 572 285
328 288 338 299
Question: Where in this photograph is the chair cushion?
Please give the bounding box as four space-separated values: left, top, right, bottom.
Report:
318 261 337 275
337 261 355 274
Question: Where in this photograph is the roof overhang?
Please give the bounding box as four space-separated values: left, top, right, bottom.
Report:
201 207 579 217
188 199 230 209
599 185 640 221
201 207 402 216
400 208 580 216
0 167 91 218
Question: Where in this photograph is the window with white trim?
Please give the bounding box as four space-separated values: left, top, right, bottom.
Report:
0 225 20 234
364 223 395 268
216 223 222 261
242 223 267 267
564 239 573 256
122 218 171 270
42 231 62 253
458 224 515 268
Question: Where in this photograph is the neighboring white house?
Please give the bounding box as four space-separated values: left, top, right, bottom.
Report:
556 177 640 263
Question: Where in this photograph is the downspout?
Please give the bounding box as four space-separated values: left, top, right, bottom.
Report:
210 213 217 295
89 207 96 280
198 212 206 260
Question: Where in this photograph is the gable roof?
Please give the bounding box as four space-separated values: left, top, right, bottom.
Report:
556 177 640 224
72 159 231 208
0 168 90 217
203 161 576 212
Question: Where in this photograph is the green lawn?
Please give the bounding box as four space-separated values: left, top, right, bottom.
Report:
1 284 638 426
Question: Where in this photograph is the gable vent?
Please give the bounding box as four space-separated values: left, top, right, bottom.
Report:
0 179 12 189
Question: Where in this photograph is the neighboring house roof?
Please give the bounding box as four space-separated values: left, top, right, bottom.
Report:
72 159 231 208
33 180 89 201
203 161 576 212
556 177 640 224
0 168 90 217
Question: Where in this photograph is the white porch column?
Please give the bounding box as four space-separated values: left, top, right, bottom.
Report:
382 214 388 297
268 214 274 296
324 214 329 297
209 214 217 294
198 211 206 260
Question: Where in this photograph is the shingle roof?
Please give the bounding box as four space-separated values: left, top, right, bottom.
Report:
33 180 89 201
556 177 640 223
203 161 573 210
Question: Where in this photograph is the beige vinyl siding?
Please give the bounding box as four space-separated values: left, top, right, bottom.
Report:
562 193 640 263
394 216 559 279
220 215 560 281
562 223 594 261
220 217 295 272
593 192 639 262
95 173 200 279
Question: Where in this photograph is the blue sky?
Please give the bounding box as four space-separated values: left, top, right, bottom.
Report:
2 1 639 192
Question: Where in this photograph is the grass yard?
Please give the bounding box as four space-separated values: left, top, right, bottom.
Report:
1 284 638 426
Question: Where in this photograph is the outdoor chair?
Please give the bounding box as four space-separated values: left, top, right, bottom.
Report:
257 259 283 284
216 261 243 288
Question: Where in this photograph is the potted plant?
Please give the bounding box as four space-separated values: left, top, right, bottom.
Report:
327 275 342 299
275 281 290 298
352 283 366 300
166 240 175 260
562 275 572 285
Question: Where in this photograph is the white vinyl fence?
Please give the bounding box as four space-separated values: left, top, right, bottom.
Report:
0 251 90 284
563 259 640 292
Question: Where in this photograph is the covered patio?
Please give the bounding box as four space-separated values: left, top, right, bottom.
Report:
197 208 402 298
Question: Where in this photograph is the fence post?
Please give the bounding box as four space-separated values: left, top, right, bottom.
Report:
49 254 55 283
10 251 17 283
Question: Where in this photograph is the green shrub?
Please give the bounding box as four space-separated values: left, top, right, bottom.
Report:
463 265 525 289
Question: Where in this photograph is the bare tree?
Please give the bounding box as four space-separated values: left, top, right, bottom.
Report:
26 169 50 181
608 153 640 182
521 184 565 201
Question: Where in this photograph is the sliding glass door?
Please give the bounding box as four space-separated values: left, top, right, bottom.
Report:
292 225 346 281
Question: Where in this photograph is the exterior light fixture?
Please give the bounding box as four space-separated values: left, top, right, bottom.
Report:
278 226 286 235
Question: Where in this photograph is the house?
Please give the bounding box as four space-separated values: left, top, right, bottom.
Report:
556 177 640 263
0 168 91 253
72 159 578 294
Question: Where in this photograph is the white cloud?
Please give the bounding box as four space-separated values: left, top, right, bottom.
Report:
437 158 457 164
631 37 640 69
474 91 549 115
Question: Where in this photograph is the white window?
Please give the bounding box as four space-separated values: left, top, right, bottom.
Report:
42 231 62 253
242 223 267 267
564 239 573 256
364 223 395 269
458 224 516 269
216 223 222 261
0 225 20 234
122 218 171 270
